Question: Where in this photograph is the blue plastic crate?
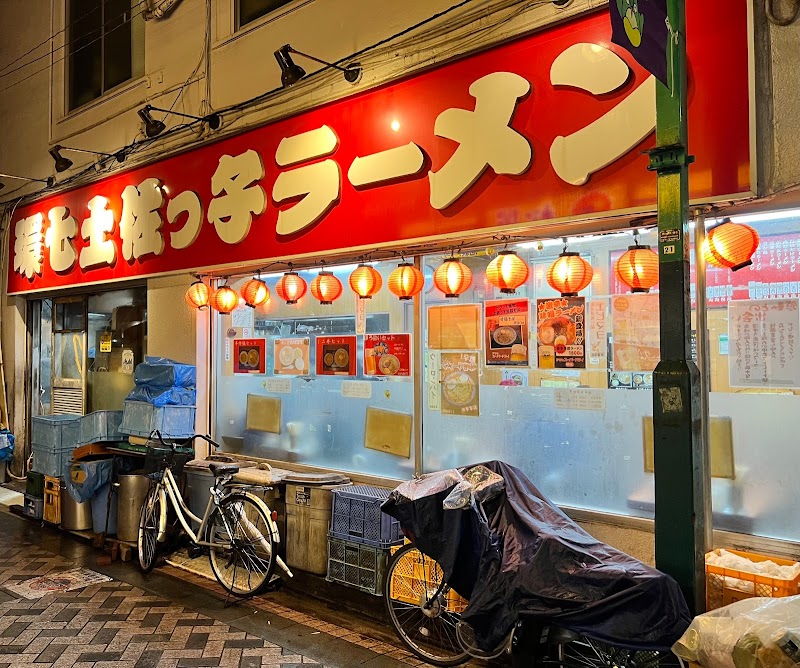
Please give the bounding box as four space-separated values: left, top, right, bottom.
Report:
31 442 74 478
79 411 124 445
119 401 196 439
31 415 80 449
329 485 403 548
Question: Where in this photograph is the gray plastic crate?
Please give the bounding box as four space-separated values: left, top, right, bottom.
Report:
120 401 196 439
326 536 389 596
31 415 80 449
31 442 74 478
23 494 44 520
330 485 403 548
79 410 124 445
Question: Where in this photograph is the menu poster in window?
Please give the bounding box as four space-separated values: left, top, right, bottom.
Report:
611 294 660 372
588 299 608 368
316 336 356 376
536 297 585 369
440 352 480 416
729 299 800 388
274 338 310 375
427 304 481 350
485 299 529 366
234 339 266 374
364 334 411 377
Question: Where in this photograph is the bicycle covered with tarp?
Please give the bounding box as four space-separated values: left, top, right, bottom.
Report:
381 461 691 667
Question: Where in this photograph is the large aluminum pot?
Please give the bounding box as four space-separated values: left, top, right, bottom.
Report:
116 473 150 542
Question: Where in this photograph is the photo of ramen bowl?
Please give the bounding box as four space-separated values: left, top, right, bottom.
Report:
492 326 518 346
279 346 295 367
247 349 260 367
323 352 335 367
239 350 248 365
378 354 401 376
334 348 349 368
443 371 476 407
537 316 576 346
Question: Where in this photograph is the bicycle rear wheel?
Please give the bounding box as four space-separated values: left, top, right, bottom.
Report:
384 543 469 667
557 636 679 668
138 485 162 573
206 493 276 597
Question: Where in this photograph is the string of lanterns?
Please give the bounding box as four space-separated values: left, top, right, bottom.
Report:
186 220 760 312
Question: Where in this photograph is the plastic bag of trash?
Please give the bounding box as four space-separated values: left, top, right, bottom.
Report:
0 431 14 463
392 469 464 501
673 595 800 668
442 465 505 509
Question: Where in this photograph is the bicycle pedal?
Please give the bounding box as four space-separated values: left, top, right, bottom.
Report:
187 545 204 559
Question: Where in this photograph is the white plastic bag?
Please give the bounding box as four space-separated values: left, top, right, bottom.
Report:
673 596 800 668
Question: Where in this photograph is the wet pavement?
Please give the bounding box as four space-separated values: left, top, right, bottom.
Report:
0 509 433 668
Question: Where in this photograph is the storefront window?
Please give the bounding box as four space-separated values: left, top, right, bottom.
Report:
214 261 415 480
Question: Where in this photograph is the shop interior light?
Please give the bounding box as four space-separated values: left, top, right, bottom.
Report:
275 270 308 304
310 270 343 304
208 284 238 314
703 218 760 271
137 105 221 140
433 257 472 298
185 278 210 310
0 172 54 189
241 277 270 308
49 145 125 173
349 264 382 299
388 263 424 300
486 250 529 294
274 44 361 88
614 240 659 293
547 248 593 296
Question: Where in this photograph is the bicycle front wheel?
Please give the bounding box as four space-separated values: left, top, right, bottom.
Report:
384 543 469 667
138 485 163 573
206 493 276 597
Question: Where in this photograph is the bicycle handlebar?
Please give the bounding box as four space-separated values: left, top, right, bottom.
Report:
148 431 221 451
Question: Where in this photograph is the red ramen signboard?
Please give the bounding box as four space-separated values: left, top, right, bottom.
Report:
7 3 752 294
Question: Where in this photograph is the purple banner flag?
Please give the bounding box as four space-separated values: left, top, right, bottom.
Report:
611 0 670 86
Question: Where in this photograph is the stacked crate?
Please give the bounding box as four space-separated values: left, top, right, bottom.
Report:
326 485 404 595
29 415 81 522
24 470 45 520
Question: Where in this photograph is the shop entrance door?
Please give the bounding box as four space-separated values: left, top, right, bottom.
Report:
51 298 87 415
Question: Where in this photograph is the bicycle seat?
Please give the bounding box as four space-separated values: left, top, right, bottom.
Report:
209 463 240 477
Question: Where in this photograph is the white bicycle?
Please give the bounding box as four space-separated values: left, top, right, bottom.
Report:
137 432 293 597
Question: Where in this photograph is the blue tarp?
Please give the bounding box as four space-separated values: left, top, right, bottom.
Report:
67 458 114 503
133 356 196 388
126 385 196 407
0 431 14 463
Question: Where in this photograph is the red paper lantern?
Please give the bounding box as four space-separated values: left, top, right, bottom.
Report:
275 271 307 304
208 285 239 314
486 250 529 294
185 279 209 310
433 258 472 298
241 278 270 308
349 264 382 299
388 263 424 300
703 219 760 271
310 271 343 304
614 245 659 293
546 252 593 296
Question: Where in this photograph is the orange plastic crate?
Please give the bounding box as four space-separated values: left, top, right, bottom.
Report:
43 475 61 525
705 548 800 610
389 543 468 614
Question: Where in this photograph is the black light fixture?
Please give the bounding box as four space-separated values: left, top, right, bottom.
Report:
274 45 361 88
0 172 55 188
138 105 222 139
49 145 126 173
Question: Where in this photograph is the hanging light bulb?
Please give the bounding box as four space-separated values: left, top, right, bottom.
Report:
310 270 343 304
208 284 239 314
349 264 382 299
546 248 593 296
241 277 270 308
703 218 760 271
615 242 659 293
486 250 529 294
275 270 307 304
433 257 472 298
185 278 210 310
388 263 424 300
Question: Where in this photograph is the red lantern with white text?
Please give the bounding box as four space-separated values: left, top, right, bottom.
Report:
349 264 382 299
208 285 238 314
434 258 472 297
275 271 307 304
388 263 424 300
241 278 270 308
547 252 593 296
185 279 209 310
614 245 659 293
310 271 343 304
486 250 529 294
703 219 760 271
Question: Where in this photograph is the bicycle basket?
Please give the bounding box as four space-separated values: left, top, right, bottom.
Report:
142 446 193 476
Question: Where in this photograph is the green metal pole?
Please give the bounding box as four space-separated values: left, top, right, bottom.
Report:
647 0 710 615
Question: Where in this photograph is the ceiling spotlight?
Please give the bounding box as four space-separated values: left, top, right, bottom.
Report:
138 107 167 138
49 145 125 173
274 44 361 88
0 172 55 188
138 105 222 139
48 147 73 173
